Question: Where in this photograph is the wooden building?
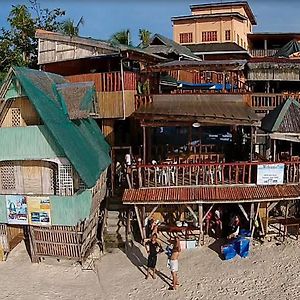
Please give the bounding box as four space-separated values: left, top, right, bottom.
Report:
0 67 111 262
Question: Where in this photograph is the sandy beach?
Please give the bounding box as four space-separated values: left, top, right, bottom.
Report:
0 239 299 300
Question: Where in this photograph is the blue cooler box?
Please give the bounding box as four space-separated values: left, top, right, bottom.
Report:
233 237 250 258
222 244 237 260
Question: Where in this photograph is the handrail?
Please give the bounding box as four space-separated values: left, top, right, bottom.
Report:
127 160 300 188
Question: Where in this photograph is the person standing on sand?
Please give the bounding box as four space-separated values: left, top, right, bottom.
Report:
168 236 181 290
145 233 162 279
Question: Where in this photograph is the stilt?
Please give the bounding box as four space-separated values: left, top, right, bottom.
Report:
134 205 145 242
198 204 203 246
142 126 146 163
249 203 255 230
251 203 261 238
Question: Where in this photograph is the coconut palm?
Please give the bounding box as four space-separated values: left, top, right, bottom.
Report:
139 29 151 48
60 16 84 36
110 29 131 46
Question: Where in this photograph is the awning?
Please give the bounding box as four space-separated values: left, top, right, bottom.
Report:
122 185 300 204
134 94 260 126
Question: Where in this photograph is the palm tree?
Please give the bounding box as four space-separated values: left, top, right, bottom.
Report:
139 29 151 48
60 17 84 36
110 29 131 46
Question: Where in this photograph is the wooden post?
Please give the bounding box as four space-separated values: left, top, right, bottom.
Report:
238 204 250 222
142 205 146 239
290 142 293 157
134 205 145 242
145 205 159 225
198 204 203 246
143 126 146 163
250 126 254 161
273 139 276 162
251 202 261 238
186 205 198 222
249 203 255 230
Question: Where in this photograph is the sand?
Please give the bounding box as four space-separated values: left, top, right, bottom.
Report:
0 239 299 300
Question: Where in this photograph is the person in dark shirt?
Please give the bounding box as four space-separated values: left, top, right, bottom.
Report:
145 233 162 279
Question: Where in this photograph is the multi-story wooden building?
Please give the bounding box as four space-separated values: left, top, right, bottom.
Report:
0 67 111 262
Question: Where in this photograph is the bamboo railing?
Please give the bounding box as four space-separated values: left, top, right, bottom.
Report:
128 161 300 188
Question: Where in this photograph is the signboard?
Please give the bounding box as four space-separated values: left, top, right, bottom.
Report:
27 197 51 226
6 195 28 225
257 164 284 185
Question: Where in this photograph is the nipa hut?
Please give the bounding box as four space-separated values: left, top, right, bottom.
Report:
0 67 111 263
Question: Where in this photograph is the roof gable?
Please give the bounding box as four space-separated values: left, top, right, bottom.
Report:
261 99 300 133
1 67 111 188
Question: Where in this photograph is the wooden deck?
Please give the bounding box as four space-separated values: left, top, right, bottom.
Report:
127 161 300 188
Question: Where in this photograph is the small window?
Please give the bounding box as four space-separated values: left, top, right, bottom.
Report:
202 31 217 42
225 30 231 41
237 34 240 45
179 32 193 43
0 162 16 190
58 164 74 196
241 38 243 47
11 108 21 127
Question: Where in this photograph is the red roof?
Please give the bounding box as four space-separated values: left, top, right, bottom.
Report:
122 185 300 204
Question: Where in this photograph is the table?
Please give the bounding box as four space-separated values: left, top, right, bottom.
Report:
280 218 300 241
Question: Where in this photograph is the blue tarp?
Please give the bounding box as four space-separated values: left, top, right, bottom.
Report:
178 81 236 91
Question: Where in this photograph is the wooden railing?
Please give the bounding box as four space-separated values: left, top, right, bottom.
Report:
66 71 137 92
249 49 278 57
251 93 300 109
128 161 300 188
135 94 153 110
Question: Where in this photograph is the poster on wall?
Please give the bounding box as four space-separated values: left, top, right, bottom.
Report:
257 163 284 185
27 197 51 226
6 195 28 225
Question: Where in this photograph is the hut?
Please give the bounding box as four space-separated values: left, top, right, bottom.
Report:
0 67 111 262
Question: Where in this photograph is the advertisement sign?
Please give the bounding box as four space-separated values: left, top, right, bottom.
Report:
27 197 51 226
6 195 28 225
257 164 284 185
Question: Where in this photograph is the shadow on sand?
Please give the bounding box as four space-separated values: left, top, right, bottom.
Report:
208 238 226 260
124 241 172 287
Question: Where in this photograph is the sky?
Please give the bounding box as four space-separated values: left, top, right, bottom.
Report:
1 0 300 45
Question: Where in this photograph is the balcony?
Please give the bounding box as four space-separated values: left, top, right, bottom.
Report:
67 71 137 118
249 49 278 57
127 161 300 189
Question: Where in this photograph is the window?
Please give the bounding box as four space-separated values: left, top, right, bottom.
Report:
179 32 193 43
58 164 74 196
202 31 217 42
11 108 21 127
241 38 243 47
0 162 16 190
237 34 240 45
225 30 231 41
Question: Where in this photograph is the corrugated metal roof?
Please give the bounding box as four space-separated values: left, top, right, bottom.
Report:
134 94 260 126
261 99 300 133
186 42 247 54
123 185 300 204
146 59 247 72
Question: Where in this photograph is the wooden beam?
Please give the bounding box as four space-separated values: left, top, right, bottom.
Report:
267 201 279 214
203 204 214 220
249 203 255 229
143 126 146 163
134 205 145 242
198 204 203 246
238 204 249 222
186 205 198 221
251 202 261 238
145 205 159 225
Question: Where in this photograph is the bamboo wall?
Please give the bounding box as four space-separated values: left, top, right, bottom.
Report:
2 97 41 127
248 69 300 81
0 160 56 195
67 72 137 118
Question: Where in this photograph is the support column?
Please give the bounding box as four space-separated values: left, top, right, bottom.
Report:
250 126 254 161
142 126 146 163
198 204 203 246
273 139 277 162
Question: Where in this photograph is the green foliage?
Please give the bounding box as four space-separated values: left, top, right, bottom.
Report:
0 1 66 73
60 17 84 37
139 29 152 48
110 29 132 46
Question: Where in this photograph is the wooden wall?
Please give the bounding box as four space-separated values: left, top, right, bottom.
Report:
1 97 41 127
67 72 137 118
38 38 116 65
0 160 56 195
